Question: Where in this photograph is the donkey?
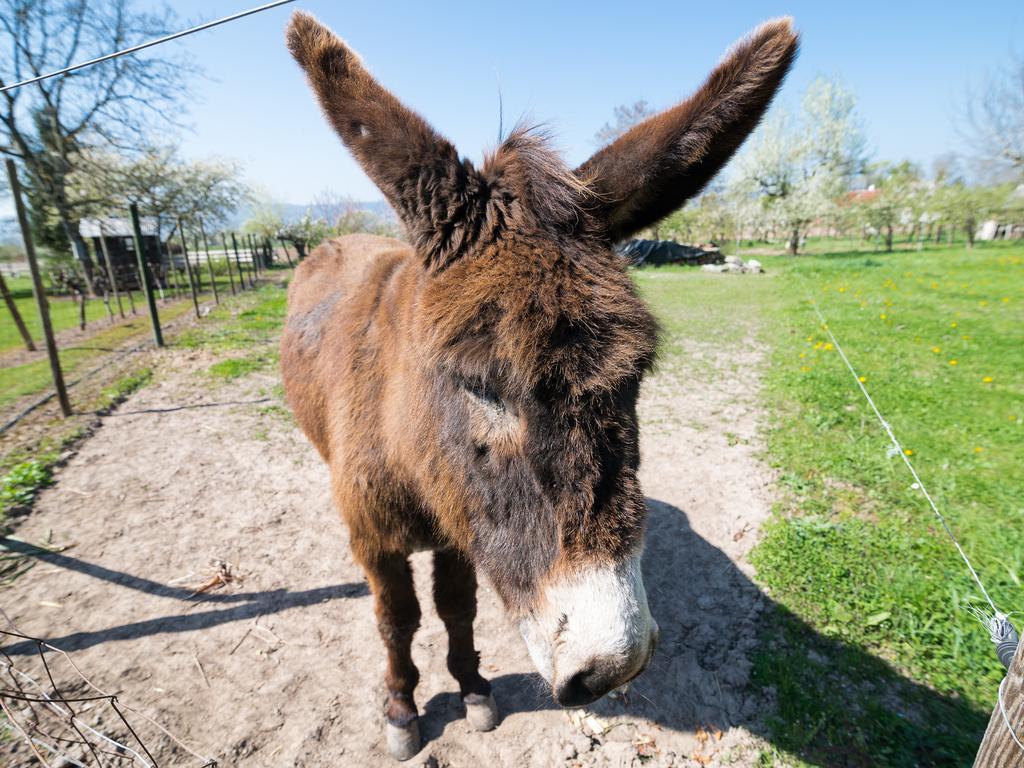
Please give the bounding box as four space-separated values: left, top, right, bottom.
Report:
282 11 797 760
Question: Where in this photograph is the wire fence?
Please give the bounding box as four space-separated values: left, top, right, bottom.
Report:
0 617 217 767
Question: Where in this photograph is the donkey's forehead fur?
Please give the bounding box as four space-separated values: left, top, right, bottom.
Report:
418 224 658 400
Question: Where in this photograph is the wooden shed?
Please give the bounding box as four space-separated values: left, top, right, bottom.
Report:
79 217 163 289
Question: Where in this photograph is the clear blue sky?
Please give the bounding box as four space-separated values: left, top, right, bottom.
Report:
62 1 1024 205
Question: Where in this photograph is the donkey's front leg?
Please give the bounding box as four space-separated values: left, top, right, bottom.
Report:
433 549 499 731
364 552 422 761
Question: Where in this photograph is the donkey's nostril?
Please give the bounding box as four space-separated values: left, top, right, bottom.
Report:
554 664 611 708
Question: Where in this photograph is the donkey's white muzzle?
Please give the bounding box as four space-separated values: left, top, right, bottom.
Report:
519 555 657 707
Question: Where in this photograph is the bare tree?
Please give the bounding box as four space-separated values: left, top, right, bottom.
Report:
965 54 1024 181
0 0 195 292
594 100 655 146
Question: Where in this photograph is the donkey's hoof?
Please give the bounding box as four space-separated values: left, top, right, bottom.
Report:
464 692 499 732
386 718 421 761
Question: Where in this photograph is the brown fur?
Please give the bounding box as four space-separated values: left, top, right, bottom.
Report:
282 9 797 747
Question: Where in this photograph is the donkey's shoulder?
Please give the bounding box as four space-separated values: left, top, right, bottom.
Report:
289 234 412 311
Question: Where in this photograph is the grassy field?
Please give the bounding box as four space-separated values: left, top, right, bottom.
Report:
0 269 251 355
2 238 1020 765
635 239 1022 766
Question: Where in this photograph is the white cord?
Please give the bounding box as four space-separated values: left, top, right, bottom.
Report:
800 286 1000 616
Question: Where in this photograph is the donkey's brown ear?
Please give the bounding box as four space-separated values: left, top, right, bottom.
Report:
577 19 798 242
286 12 474 263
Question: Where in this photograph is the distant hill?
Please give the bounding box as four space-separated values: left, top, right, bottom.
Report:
226 199 396 229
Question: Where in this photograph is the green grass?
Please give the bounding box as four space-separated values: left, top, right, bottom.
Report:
636 239 1023 766
742 241 1020 765
208 353 276 380
0 272 246 356
0 301 192 411
0 458 53 521
177 282 288 351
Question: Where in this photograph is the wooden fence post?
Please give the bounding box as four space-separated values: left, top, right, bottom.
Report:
0 269 36 351
129 203 163 348
198 217 219 305
6 159 71 416
974 634 1023 767
279 238 294 267
220 233 237 296
248 233 261 277
162 233 181 299
96 223 124 319
191 233 204 292
230 232 246 291
177 219 200 319
245 234 257 286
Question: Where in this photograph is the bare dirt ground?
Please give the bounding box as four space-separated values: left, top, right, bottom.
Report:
1 317 779 766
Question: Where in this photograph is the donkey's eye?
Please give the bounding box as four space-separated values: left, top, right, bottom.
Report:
464 381 506 414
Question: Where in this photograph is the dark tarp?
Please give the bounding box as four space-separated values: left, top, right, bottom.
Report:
615 239 724 267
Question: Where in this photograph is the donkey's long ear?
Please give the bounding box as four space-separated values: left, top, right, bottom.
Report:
286 12 476 264
577 19 798 242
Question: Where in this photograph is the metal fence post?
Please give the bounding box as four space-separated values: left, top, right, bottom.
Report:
6 159 72 415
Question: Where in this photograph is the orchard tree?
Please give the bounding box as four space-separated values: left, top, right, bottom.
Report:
0 0 194 291
278 211 329 261
732 76 867 253
68 147 248 241
858 162 921 251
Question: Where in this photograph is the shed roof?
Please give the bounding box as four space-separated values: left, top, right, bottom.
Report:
80 217 159 238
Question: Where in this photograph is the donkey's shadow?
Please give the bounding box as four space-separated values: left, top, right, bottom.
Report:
422 498 986 766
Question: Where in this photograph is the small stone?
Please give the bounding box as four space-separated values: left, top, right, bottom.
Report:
724 255 743 265
746 259 762 270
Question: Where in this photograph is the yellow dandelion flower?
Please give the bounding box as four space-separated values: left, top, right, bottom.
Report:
904 449 913 456
799 352 806 359
858 376 867 383
806 335 813 342
974 447 983 453
962 335 971 341
801 366 812 373
948 359 958 366
838 286 847 293
980 300 988 307
931 346 941 353
880 313 887 320
1002 297 1010 303
931 282 939 289
824 343 834 351
950 322 958 328
982 376 993 383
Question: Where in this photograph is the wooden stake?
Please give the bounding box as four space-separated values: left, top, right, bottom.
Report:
279 238 294 267
177 220 200 318
198 217 219 305
96 224 124 319
974 633 1023 767
0 269 36 351
221 233 237 296
230 232 246 291
248 233 260 277
191 233 204 292
129 203 163 347
6 159 71 416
